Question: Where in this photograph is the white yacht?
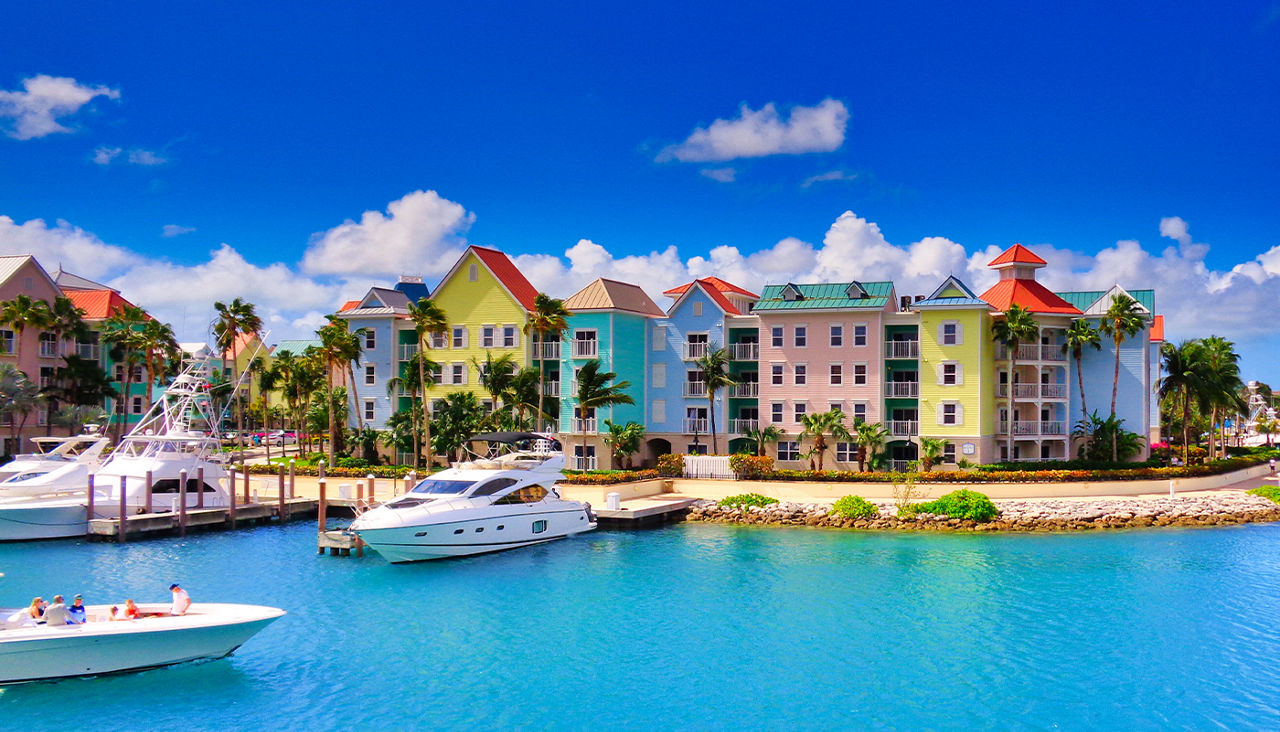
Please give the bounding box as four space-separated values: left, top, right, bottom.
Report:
0 358 234 541
349 432 597 563
0 602 284 684
0 433 110 495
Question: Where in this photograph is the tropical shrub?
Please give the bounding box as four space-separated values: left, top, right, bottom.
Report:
335 457 370 469
657 453 685 477
729 454 774 479
247 463 415 479
1072 412 1144 462
1248 485 1280 504
978 458 1161 472
901 489 999 521
718 493 778 508
561 469 660 485
831 495 879 519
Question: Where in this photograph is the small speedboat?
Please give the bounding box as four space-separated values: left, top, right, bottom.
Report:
0 433 109 492
0 602 285 684
350 432 596 563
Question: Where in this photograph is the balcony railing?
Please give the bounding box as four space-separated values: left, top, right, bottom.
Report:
997 421 1067 436
999 383 1070 400
729 342 759 360
1041 383 1067 399
998 344 1069 362
571 340 598 358
1012 383 1039 399
542 381 560 397
888 420 919 437
884 381 919 398
536 341 561 360
682 418 709 434
682 382 708 397
884 341 919 359
572 455 598 470
571 418 596 433
398 344 417 361
682 342 709 361
39 341 59 358
75 343 100 360
888 459 914 472
1041 420 1067 435
728 419 759 433
728 382 758 398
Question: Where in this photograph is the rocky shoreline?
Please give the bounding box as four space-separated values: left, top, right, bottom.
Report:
685 493 1280 532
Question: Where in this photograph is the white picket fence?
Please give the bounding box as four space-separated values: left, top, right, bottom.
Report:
683 455 735 479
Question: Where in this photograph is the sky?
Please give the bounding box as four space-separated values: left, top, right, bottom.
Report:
2 1 1279 378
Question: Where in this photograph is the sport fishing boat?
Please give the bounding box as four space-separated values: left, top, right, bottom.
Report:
0 358 234 541
0 432 110 494
0 602 285 684
349 432 597 563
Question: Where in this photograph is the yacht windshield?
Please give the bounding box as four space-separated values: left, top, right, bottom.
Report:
410 479 476 495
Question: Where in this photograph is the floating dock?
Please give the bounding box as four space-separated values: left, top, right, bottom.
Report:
594 497 697 527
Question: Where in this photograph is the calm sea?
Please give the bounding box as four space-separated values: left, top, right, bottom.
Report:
2 521 1279 730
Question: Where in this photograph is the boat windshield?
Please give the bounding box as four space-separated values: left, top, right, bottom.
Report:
409 478 476 495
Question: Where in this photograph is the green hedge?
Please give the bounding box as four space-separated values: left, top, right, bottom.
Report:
901 489 999 521
758 455 1269 484
1248 485 1280 504
718 493 778 508
831 495 879 519
561 469 660 485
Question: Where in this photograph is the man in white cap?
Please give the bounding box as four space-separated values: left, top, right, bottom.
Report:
169 583 191 616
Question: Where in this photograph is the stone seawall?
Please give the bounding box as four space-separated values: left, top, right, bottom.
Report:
686 494 1280 532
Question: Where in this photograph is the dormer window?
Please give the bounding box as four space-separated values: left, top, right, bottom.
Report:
781 284 802 302
845 282 867 299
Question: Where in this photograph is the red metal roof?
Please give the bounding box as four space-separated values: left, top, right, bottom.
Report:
1149 314 1165 342
471 246 539 311
339 300 360 312
664 278 744 315
979 279 1082 315
987 243 1047 267
662 276 758 300
64 289 138 320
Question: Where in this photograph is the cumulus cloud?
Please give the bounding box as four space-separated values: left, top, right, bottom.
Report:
801 169 857 187
92 146 121 165
302 190 472 278
161 224 195 238
127 149 168 165
657 99 849 163
0 75 120 140
0 215 136 277
93 146 169 166
700 167 736 183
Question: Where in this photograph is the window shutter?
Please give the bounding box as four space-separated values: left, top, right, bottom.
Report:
956 363 964 385
936 363 944 385
955 323 963 345
956 403 964 424
936 403 944 425
937 323 945 344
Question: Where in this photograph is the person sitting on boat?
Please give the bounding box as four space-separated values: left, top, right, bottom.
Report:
68 595 87 624
27 597 45 623
123 599 140 619
4 600 38 628
43 595 72 625
169 584 191 616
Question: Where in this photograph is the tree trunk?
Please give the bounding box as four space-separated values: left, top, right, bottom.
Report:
707 391 717 454
418 338 430 471
1075 352 1087 420
326 368 336 464
1182 389 1192 465
1006 352 1017 461
1111 336 1121 417
348 365 364 431
535 332 544 433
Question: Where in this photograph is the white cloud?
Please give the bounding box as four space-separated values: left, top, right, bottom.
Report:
700 167 736 183
801 169 857 187
0 75 120 140
0 215 136 277
161 224 196 238
301 190 473 278
92 146 121 165
657 99 849 163
126 149 167 165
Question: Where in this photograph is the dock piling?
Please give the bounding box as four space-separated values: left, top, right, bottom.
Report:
367 474 375 505
86 474 95 520
278 464 287 521
288 460 296 498
318 478 328 533
197 467 205 508
178 469 188 537
144 470 153 514
118 475 128 543
243 465 250 505
228 466 238 529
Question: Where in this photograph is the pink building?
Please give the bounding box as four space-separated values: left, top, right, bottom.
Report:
0 256 67 453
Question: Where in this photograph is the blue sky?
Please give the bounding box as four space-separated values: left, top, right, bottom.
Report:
3 1 1279 378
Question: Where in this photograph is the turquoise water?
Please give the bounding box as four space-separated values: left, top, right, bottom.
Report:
2 522 1280 730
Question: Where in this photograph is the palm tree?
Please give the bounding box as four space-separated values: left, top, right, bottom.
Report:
386 352 436 466
508 367 546 430
0 294 52 358
918 436 948 471
744 424 784 457
694 344 737 455
991 304 1039 461
102 304 149 441
137 319 180 408
318 316 368 431
46 296 89 353
0 364 42 447
853 420 890 472
799 409 850 471
602 420 646 469
1098 294 1147 460
571 359 635 468
406 299 448 469
524 293 570 432
212 297 263 452
1062 318 1102 421
52 404 109 436
431 391 485 463
1198 336 1245 460
1159 340 1208 465
472 351 519 411
47 355 116 408
316 317 363 462
1256 416 1277 448
261 348 325 453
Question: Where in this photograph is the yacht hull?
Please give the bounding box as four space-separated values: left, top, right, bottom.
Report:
0 603 284 684
355 509 597 563
0 501 87 541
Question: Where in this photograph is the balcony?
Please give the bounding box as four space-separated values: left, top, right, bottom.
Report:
884 341 919 359
39 340 59 358
729 418 759 433
998 383 1070 400
398 343 417 361
536 341 561 360
75 343 100 360
571 455 598 470
1041 383 1068 399
542 381 560 397
728 382 759 398
682 418 709 434
884 381 919 398
997 421 1067 436
682 342 709 361
998 344 1069 362
571 340 598 358
729 342 759 360
1012 383 1039 399
571 418 596 433
682 381 708 397
887 420 919 437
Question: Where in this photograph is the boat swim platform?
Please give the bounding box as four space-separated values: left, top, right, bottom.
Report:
594 497 697 527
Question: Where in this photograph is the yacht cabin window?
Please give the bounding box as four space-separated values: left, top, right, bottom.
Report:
494 484 549 504
471 478 520 497
410 479 477 495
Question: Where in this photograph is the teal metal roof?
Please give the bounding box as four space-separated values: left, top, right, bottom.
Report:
273 339 321 355
1055 289 1155 313
753 281 893 311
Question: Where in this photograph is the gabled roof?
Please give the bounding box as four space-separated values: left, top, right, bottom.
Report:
913 276 989 308
361 287 411 310
1055 288 1155 314
0 255 59 292
663 276 759 299
1150 314 1165 342
1076 285 1152 317
988 243 1047 268
272 339 322 355
339 300 360 312
226 332 262 359
394 279 431 303
663 277 754 316
564 278 664 316
753 281 894 311
53 267 114 291
63 289 139 320
979 279 1081 315
469 246 539 311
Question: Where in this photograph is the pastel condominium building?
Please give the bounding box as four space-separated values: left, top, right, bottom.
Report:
336 242 1160 470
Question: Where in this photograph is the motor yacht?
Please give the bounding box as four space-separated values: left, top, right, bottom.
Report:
0 433 110 495
349 432 596 563
0 358 234 541
0 602 284 684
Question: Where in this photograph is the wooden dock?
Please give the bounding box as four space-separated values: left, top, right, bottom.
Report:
87 498 320 541
594 497 697 527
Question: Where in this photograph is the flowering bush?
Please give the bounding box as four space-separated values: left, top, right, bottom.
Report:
245 464 415 479
831 495 879 519
759 455 1268 483
561 470 660 485
729 454 774 479
657 453 685 477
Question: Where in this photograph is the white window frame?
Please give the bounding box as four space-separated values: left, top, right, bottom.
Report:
451 326 467 349
770 326 784 348
364 364 376 386
940 320 962 346
692 302 703 317
938 361 963 386
851 401 868 423
430 332 446 349
943 442 957 464
131 396 144 414
794 324 808 348
481 325 496 348
829 363 843 386
836 442 856 462
852 362 867 386
652 325 666 351
771 363 784 386
938 401 963 426
852 323 867 347
793 402 807 423
778 441 801 461
793 363 807 386
363 399 375 421
364 329 376 349
502 325 518 348
829 401 843 414
451 362 466 385
829 324 843 347
770 402 784 424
